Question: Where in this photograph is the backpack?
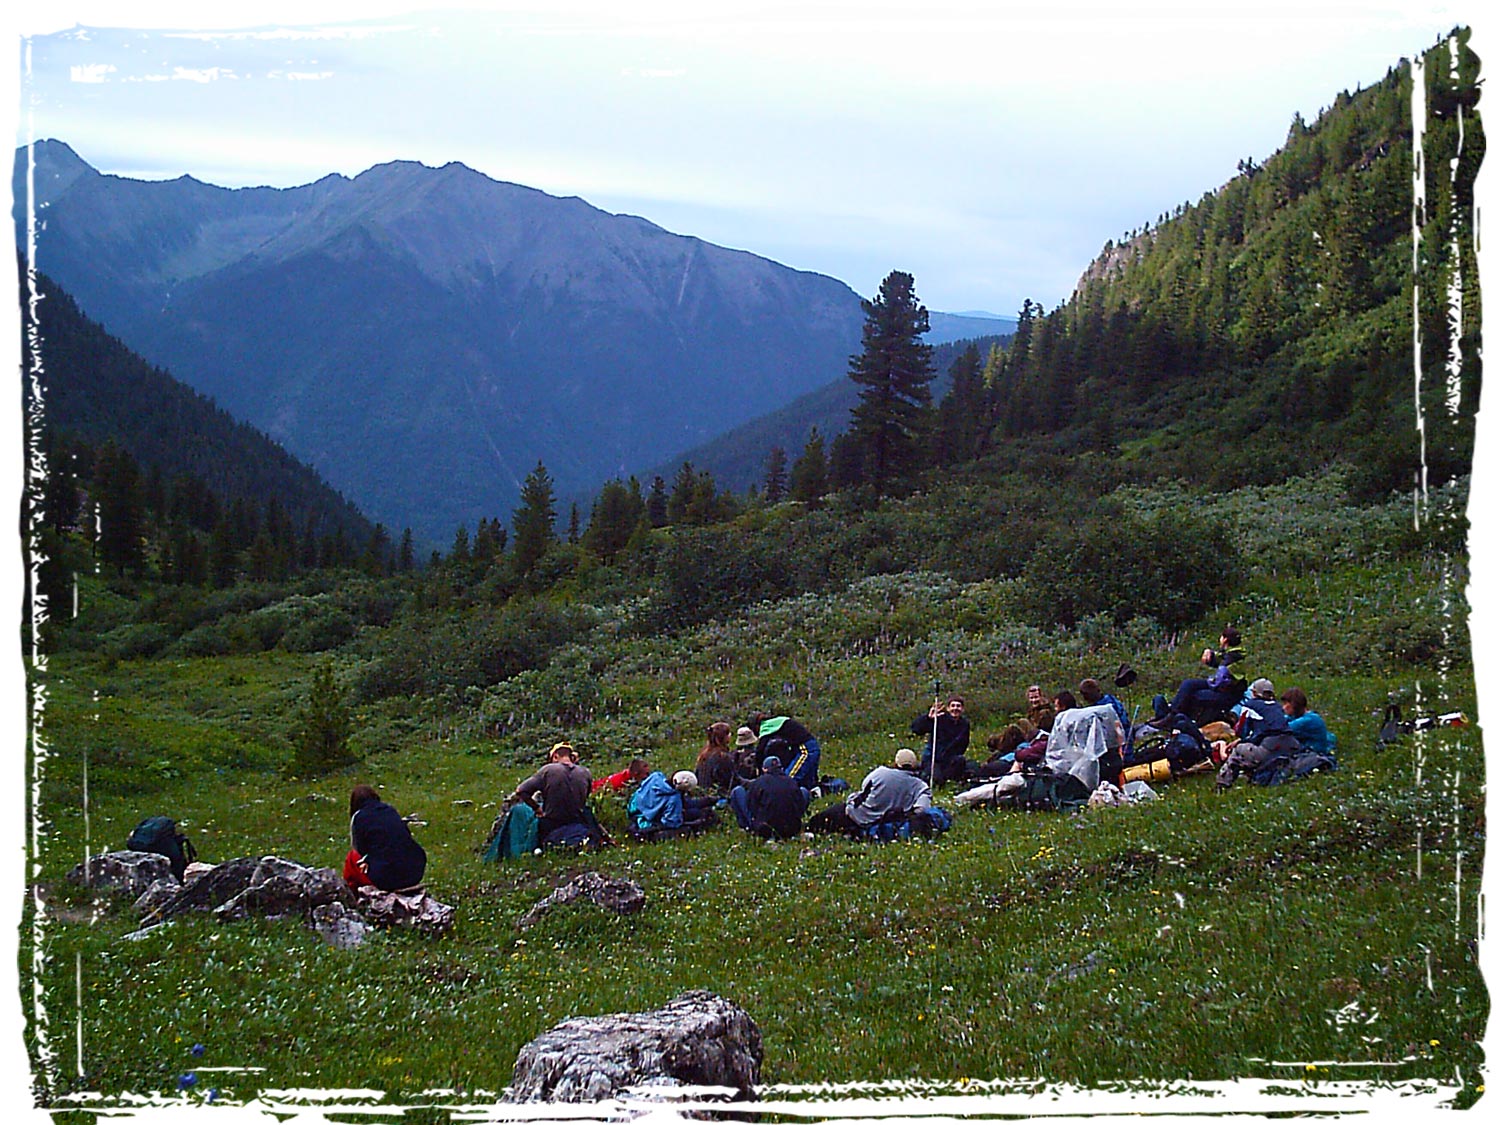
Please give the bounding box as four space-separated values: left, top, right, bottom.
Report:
482 803 539 861
126 816 196 880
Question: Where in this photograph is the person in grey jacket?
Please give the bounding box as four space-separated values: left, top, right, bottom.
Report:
845 748 934 828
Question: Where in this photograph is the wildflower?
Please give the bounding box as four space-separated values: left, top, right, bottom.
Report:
191 1044 205 1058
178 1074 198 1089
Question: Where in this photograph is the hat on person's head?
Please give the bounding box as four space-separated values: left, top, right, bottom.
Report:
550 741 575 759
734 726 758 747
761 756 783 773
1249 678 1275 700
671 770 698 790
894 748 919 769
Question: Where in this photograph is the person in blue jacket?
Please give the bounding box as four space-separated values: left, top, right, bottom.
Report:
345 784 427 891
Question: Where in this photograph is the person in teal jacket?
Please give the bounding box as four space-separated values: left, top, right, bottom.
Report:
1280 687 1337 757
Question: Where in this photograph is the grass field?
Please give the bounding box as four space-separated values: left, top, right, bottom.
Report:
19 475 1486 1114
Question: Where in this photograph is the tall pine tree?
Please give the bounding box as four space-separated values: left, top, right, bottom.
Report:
511 460 558 575
845 270 935 496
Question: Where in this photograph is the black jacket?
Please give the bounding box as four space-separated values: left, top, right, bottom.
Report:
911 712 971 765
745 770 806 839
351 801 427 891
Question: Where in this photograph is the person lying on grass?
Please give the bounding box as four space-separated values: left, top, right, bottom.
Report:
591 757 651 794
343 783 427 892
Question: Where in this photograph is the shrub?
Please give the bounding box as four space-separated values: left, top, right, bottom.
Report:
287 662 357 777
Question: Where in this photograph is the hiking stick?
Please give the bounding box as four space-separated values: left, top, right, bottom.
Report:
929 679 941 790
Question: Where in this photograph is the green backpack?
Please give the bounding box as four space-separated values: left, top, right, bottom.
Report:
482 803 539 861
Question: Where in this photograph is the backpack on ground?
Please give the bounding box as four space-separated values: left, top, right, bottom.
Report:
482 803 539 861
126 816 196 880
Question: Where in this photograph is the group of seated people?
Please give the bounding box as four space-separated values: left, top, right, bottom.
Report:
477 624 1339 853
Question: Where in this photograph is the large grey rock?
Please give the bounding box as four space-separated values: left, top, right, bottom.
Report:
519 872 646 931
355 885 455 936
67 851 174 897
509 991 762 1103
133 877 180 918
214 858 358 922
148 855 356 926
147 856 260 924
312 901 371 949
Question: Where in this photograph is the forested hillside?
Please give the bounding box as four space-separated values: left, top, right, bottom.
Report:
938 37 1480 499
21 268 389 632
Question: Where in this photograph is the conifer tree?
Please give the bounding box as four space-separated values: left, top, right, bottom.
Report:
789 427 829 506
398 528 416 572
94 440 147 576
646 475 669 527
290 661 353 777
762 446 789 503
512 460 558 575
845 270 935 496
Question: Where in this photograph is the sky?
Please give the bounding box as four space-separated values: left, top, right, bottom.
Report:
3 3 1496 1118
7 0 1482 314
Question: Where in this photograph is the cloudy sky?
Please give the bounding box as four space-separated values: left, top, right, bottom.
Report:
9 0 1481 314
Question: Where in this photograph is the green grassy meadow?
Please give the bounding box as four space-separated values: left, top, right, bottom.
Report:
20 475 1487 1112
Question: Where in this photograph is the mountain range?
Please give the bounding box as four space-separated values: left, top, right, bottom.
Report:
15 141 908 540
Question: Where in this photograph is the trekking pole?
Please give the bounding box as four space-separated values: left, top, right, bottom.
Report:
929 679 941 790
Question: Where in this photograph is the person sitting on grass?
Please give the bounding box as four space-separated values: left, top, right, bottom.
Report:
813 748 934 834
1153 626 1249 725
1280 687 1337 758
509 742 593 843
695 722 738 797
749 712 822 791
912 695 973 786
1078 678 1128 784
974 722 1031 779
1216 679 1303 789
731 726 760 786
673 770 720 832
729 755 807 839
1025 683 1051 728
344 784 427 892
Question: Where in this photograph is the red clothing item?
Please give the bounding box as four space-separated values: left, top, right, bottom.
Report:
591 767 634 793
343 847 373 889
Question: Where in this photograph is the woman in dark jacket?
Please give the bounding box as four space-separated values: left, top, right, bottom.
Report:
344 784 427 891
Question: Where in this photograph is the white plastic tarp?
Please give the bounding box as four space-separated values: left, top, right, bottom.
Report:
1044 703 1125 791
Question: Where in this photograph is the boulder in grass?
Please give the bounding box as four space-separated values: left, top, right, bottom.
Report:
518 871 646 931
213 858 358 923
508 990 762 1104
67 851 174 897
133 877 180 918
355 885 455 936
146 855 260 924
312 901 371 950
148 855 356 926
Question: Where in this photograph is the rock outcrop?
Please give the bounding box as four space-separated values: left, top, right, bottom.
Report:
509 991 762 1103
518 872 646 931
